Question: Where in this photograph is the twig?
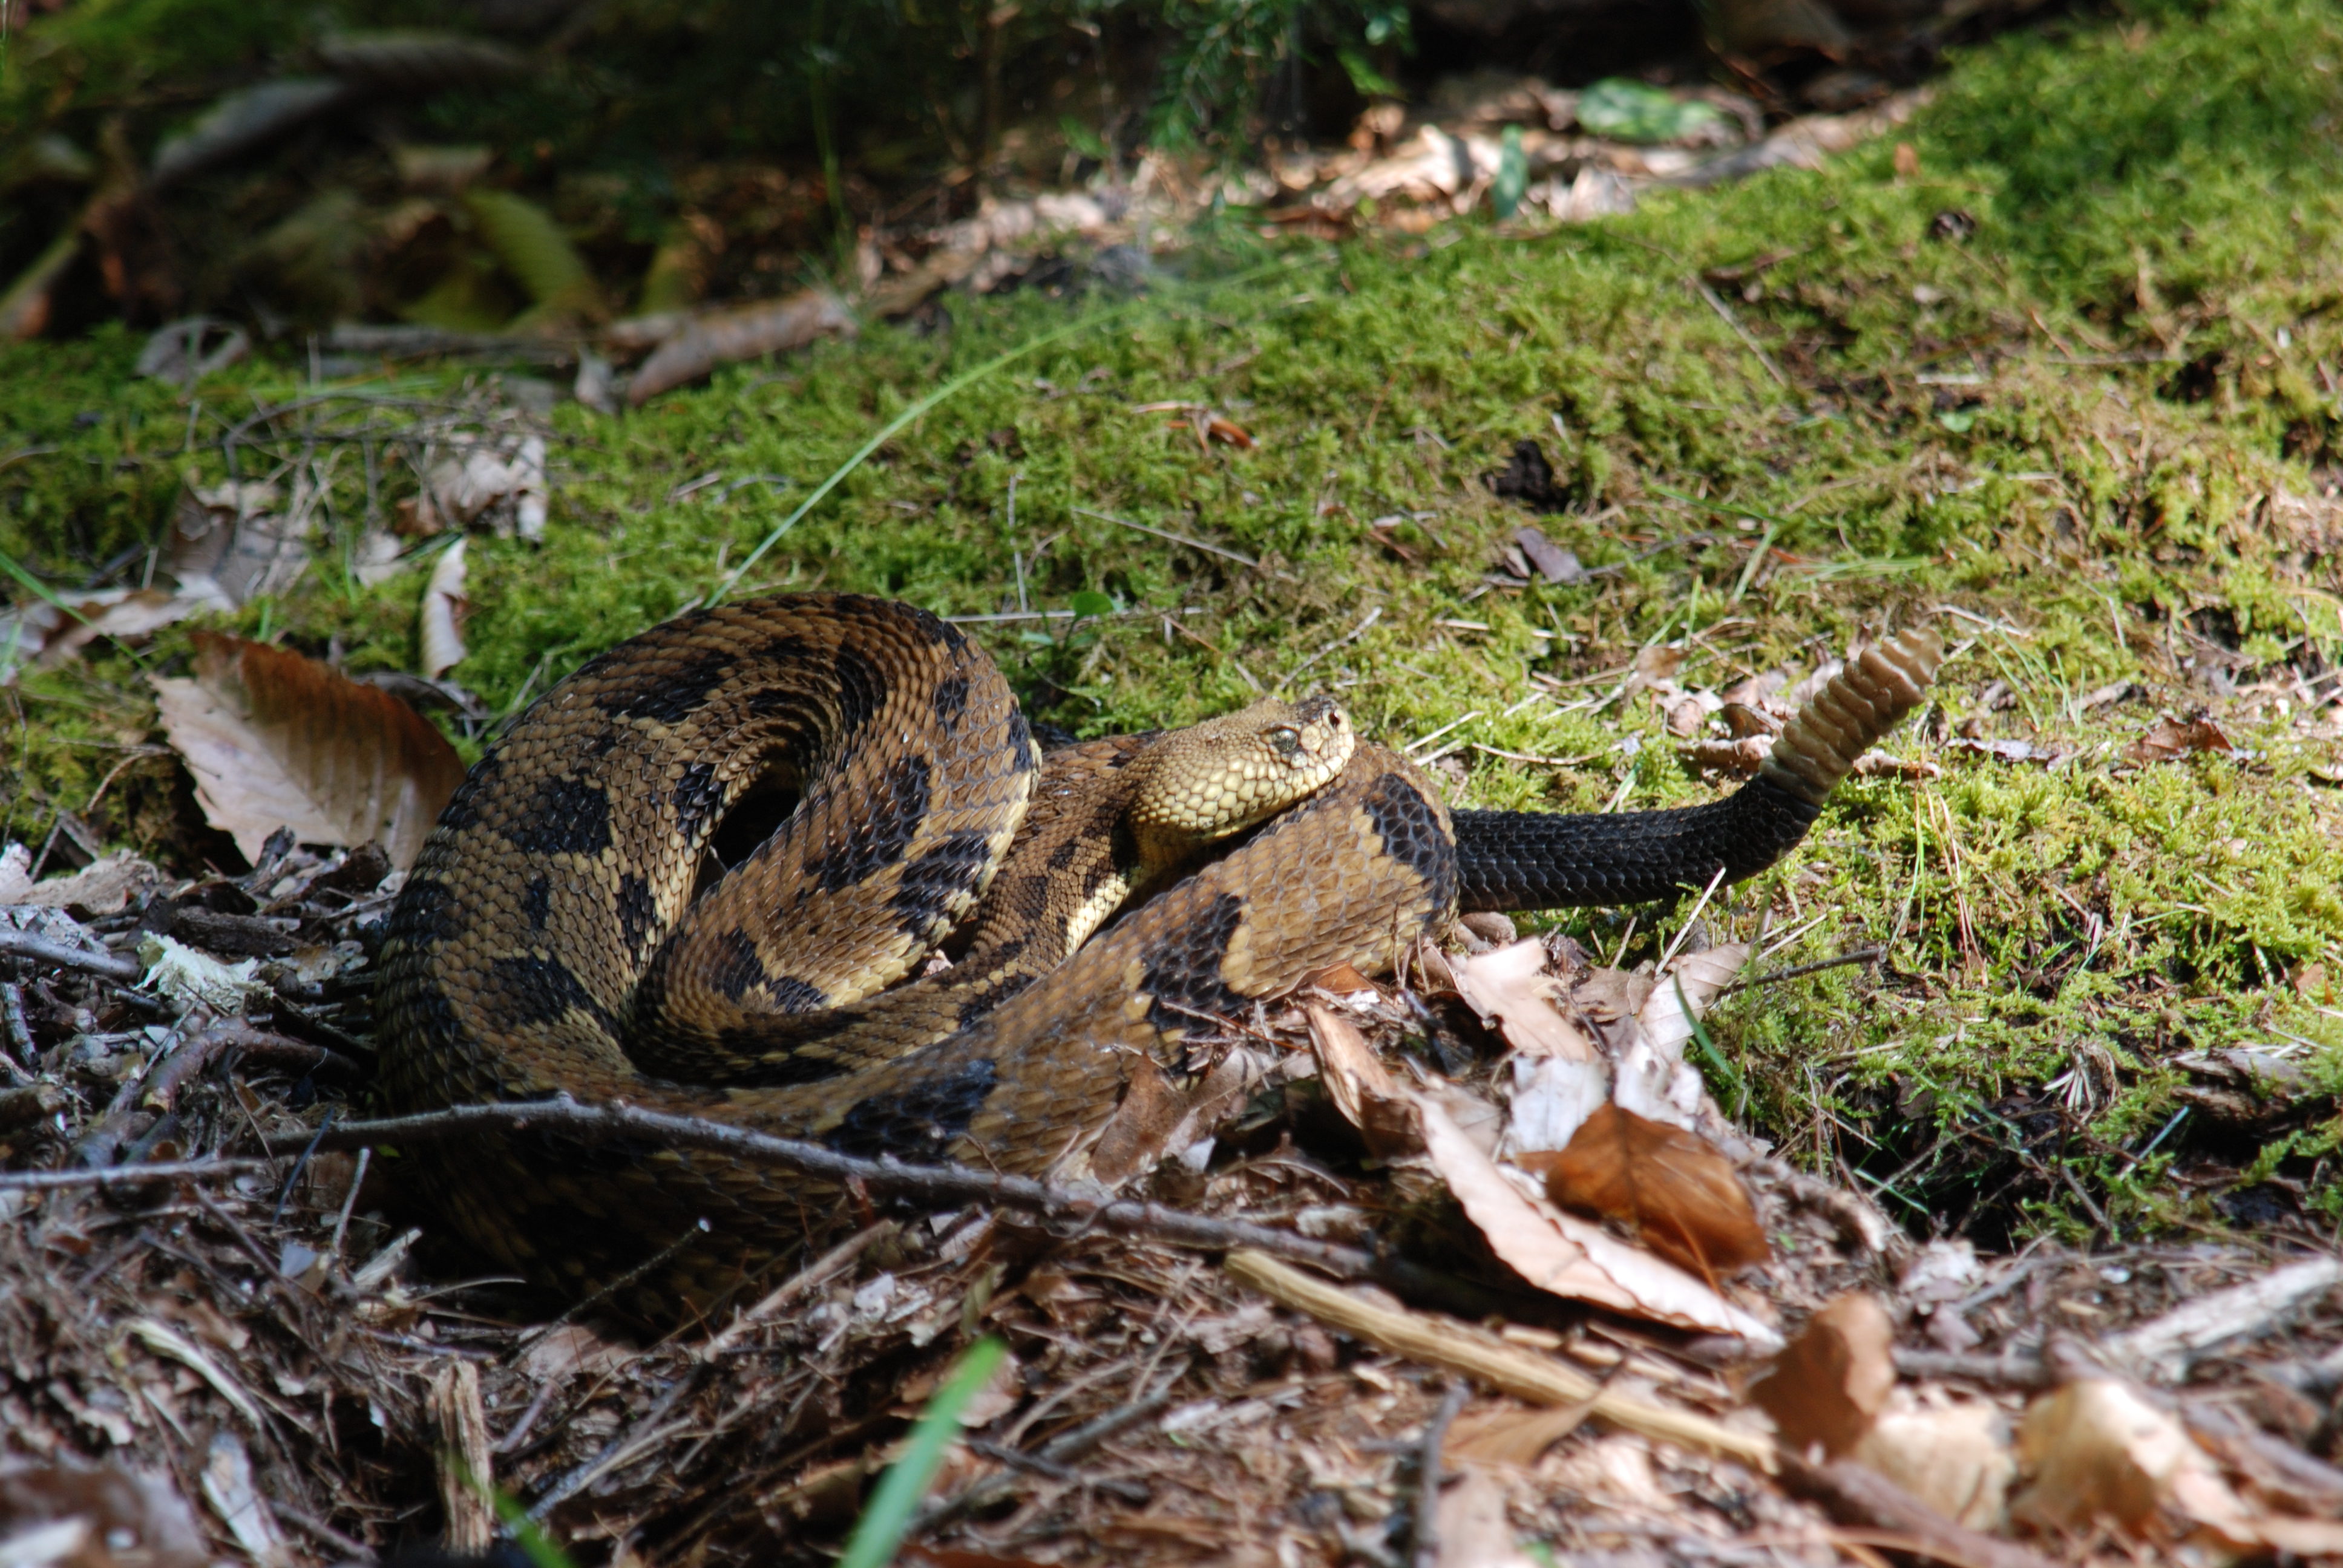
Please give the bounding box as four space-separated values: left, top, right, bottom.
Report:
1717 948 1884 995
1890 1348 2050 1390
919 1361 1188 1530
0 1157 270 1191
0 981 37 1084
1073 505 1260 569
1224 1250 1774 1466
1469 743 1602 769
1656 864 1730 972
0 928 143 982
272 1108 341 1227
1774 1452 2062 1568
263 1099 1456 1297
964 1441 1151 1503
1412 1382 1470 1568
2102 1255 2343 1382
1276 605 1383 693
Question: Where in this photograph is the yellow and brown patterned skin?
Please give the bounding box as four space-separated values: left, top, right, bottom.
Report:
376 593 1938 1319
373 593 1412 1316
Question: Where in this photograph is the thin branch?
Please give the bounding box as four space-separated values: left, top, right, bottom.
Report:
1412 1381 1470 1568
0 1157 270 1191
1073 505 1261 569
0 928 143 982
261 1097 1452 1295
1717 948 1884 995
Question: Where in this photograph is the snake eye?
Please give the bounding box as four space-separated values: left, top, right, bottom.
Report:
1268 726 1301 757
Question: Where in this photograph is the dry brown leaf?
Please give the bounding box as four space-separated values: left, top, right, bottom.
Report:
1447 1402 1599 1469
419 537 468 678
0 1460 211 1568
1 588 209 682
1852 1399 2014 1532
2126 713 2235 763
628 290 857 406
1303 962 1375 993
1512 525 1582 584
1634 941 1751 1061
1751 1294 1897 1459
1502 1053 1609 1155
1 851 160 916
415 437 548 541
1435 1465 1541 1568
150 633 465 869
1451 938 1594 1060
1306 1003 1420 1157
1518 1103 1769 1279
1415 1094 1777 1345
1078 1051 1193 1186
2011 1378 2257 1545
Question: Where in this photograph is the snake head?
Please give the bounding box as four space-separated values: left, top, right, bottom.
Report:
1126 692 1357 874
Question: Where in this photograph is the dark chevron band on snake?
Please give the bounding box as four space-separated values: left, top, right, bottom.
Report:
376 592 1940 1318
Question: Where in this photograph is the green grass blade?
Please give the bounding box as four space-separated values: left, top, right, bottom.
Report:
708 258 1301 605
837 1336 1008 1568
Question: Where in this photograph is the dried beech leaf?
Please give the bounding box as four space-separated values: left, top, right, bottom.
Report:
1415 1094 1777 1345
1452 938 1594 1060
2012 1378 2263 1546
0 1460 211 1568
1303 962 1375 993
1503 1053 1609 1155
629 290 859 406
420 537 468 678
1749 1293 1897 1459
1435 1465 1541 1568
2 587 206 679
1851 1400 2015 1532
1519 1103 1768 1279
4 852 160 916
1679 734 1772 777
2126 714 2235 764
1076 1052 1189 1186
1306 1004 1420 1157
150 633 465 869
1447 1403 1598 1469
1635 941 1751 1060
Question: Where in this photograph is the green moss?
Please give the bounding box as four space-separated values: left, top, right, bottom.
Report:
6 0 2342 1239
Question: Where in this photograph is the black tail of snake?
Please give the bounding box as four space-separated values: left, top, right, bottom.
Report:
376 593 1940 1317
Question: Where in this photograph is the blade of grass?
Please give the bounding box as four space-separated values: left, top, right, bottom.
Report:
837 1336 1009 1568
709 259 1301 606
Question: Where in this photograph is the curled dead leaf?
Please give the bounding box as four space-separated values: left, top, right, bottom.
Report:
150 633 465 869
1305 1003 1420 1158
1852 1400 2014 1532
2126 713 2235 764
1452 938 1593 1060
1 588 206 681
1518 1103 1769 1280
2011 1378 2256 1544
1416 1093 1778 1345
419 538 468 679
1634 941 1750 1062
1750 1293 1897 1459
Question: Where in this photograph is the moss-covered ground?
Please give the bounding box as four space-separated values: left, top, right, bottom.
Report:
5 0 2339 1246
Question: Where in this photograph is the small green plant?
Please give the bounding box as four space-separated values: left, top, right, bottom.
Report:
838 1337 1009 1568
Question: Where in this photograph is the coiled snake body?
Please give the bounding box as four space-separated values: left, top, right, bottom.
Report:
378 593 1939 1316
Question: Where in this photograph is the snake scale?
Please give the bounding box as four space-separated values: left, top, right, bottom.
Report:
377 592 1941 1318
